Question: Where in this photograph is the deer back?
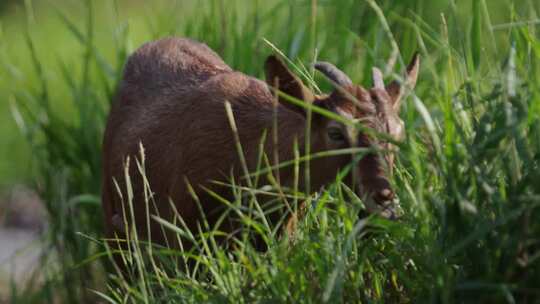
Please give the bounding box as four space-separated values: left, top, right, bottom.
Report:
102 38 308 246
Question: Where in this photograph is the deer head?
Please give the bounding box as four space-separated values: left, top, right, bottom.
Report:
265 54 420 218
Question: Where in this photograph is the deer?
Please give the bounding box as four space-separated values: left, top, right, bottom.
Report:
101 37 419 257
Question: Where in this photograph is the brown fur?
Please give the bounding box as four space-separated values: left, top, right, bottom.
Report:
102 37 419 256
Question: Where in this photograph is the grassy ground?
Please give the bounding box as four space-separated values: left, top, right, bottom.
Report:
2 0 540 302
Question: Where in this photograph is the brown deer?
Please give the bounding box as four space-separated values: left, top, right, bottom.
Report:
101 37 419 253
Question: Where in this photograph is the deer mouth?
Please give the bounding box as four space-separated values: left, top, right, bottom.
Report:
358 177 403 220
361 192 402 220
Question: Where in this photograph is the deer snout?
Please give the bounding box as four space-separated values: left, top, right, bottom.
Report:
363 176 392 203
374 188 394 205
358 176 401 220
374 188 400 220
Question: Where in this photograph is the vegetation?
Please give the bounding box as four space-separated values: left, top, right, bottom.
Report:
2 0 540 302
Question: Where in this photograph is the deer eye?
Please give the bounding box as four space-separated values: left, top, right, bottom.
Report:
327 127 346 142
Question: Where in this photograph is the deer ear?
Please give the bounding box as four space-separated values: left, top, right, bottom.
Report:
386 53 420 112
265 55 314 115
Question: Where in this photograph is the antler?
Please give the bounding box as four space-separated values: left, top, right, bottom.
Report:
313 61 353 87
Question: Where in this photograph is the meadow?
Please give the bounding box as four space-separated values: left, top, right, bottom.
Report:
1 0 540 302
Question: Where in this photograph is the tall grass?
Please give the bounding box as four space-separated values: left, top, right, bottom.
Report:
7 0 540 302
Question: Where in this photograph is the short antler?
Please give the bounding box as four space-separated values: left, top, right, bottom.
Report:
372 67 385 89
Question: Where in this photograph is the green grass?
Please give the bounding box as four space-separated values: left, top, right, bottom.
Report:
3 0 540 302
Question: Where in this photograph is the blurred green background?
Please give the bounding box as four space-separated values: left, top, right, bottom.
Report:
1 0 540 302
0 0 534 189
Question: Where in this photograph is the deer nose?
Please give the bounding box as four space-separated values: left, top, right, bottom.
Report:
374 188 394 205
